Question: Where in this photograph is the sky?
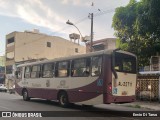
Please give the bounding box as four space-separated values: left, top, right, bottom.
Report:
0 0 130 56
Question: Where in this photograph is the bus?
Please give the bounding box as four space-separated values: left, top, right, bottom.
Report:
15 49 137 107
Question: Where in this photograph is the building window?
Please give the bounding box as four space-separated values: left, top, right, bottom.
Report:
75 48 78 53
6 52 14 61
7 37 15 44
71 58 90 77
92 43 105 51
6 65 12 74
0 67 5 73
47 42 51 47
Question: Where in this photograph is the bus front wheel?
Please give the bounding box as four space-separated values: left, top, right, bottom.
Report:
22 89 30 101
58 92 69 107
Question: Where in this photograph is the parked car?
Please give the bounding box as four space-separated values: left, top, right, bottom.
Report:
0 84 7 92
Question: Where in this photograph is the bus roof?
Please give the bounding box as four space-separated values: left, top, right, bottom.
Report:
16 49 136 67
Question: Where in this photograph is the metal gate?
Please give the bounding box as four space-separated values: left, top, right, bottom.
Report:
136 75 159 101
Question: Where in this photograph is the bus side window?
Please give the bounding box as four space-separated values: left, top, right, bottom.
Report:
24 66 31 78
31 65 41 78
56 61 69 77
42 63 54 78
91 56 102 76
17 67 22 79
71 58 90 77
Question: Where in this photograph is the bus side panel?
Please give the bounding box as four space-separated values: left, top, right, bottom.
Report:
15 82 23 96
67 78 103 104
15 83 58 101
27 88 58 100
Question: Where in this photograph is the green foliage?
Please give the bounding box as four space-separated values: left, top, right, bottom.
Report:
112 0 160 68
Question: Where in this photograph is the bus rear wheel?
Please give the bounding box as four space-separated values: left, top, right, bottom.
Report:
23 89 30 101
58 92 69 107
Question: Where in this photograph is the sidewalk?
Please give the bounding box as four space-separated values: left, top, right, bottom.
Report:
117 100 160 111
94 100 160 111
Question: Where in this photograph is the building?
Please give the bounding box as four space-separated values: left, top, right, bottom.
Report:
0 56 5 67
86 38 116 52
0 56 5 84
5 30 86 89
139 56 160 72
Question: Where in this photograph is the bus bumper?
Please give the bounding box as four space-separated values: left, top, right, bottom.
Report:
104 94 136 104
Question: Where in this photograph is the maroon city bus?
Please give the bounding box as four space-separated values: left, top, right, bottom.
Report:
15 49 137 107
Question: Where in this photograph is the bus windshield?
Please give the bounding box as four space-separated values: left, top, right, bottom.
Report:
114 52 136 73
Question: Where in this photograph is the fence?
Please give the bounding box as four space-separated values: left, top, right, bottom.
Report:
136 75 159 101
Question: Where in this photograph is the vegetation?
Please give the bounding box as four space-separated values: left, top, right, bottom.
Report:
112 0 160 68
126 104 141 108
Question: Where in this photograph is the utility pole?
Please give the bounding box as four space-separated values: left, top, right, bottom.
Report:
90 13 93 52
90 2 94 52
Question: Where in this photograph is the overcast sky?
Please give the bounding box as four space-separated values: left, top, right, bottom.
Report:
0 0 130 56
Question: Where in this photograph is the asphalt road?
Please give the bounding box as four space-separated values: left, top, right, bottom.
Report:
0 92 159 120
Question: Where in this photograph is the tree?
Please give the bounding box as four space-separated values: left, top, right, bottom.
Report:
112 0 160 68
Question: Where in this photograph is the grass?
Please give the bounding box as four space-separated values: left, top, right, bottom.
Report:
126 104 141 108
134 104 141 108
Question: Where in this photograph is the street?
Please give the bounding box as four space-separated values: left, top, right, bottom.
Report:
0 92 159 120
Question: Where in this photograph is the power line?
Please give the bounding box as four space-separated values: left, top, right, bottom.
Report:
52 15 88 36
94 9 115 17
52 7 115 35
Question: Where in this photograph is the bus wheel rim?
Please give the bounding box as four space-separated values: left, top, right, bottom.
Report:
60 95 66 105
23 91 27 100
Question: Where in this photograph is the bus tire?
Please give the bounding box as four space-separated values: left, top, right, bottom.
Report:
58 92 69 107
22 89 30 101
